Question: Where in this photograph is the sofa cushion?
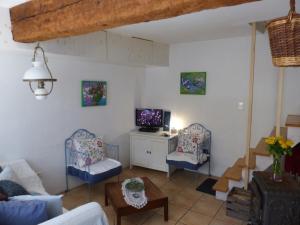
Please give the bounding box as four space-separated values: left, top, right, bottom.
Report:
11 195 63 219
1 160 48 195
67 158 122 184
176 132 205 154
0 166 21 184
73 137 105 167
167 151 198 165
0 200 48 225
0 180 29 197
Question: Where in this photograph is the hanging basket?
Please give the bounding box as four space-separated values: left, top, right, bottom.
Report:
266 0 300 67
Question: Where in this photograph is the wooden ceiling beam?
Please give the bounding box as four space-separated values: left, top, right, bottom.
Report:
10 0 259 43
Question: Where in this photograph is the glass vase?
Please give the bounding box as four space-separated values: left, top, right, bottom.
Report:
272 156 283 182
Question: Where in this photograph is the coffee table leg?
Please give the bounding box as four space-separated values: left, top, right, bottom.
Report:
164 202 168 221
117 215 121 225
104 185 108 206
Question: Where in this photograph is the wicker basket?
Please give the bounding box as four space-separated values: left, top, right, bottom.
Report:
266 0 300 67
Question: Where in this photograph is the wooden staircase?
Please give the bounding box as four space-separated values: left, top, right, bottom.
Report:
213 127 287 201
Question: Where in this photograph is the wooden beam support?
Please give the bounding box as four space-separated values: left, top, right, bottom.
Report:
10 0 259 43
275 68 285 137
244 22 256 190
249 21 266 34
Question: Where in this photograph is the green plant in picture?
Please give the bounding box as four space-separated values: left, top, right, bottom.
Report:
180 72 206 95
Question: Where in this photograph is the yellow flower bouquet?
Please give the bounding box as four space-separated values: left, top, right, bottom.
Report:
265 136 294 181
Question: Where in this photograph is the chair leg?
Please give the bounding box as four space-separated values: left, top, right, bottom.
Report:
88 183 92 202
208 159 211 177
65 173 69 192
167 165 176 179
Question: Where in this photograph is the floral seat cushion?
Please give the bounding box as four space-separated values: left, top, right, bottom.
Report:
73 137 105 167
176 131 205 154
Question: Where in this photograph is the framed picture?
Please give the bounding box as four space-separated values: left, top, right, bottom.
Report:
81 80 107 107
180 72 206 95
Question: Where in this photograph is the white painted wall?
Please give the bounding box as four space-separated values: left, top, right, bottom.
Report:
142 34 300 177
0 48 144 194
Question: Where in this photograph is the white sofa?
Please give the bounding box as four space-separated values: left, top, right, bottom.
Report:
1 159 109 225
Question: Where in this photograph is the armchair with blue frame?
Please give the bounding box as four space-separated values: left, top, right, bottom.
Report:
65 129 122 199
166 123 211 176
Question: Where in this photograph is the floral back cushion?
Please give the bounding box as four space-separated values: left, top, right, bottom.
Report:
176 131 205 154
73 137 105 167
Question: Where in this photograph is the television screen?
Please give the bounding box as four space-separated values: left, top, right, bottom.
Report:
136 109 163 127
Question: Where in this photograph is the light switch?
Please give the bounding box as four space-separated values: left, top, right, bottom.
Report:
238 101 245 110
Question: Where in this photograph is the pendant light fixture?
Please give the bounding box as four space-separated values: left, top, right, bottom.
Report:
23 43 57 100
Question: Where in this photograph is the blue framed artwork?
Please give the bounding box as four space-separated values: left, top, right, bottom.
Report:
180 72 206 95
81 80 107 107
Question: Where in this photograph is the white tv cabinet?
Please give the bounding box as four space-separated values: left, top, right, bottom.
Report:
130 131 178 174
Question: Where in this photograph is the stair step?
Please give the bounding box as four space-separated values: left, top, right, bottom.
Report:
224 165 242 181
213 176 229 193
235 157 246 167
252 127 287 157
252 138 270 156
235 150 256 170
286 115 300 128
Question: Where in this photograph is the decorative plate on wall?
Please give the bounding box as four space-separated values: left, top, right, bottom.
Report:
180 72 206 95
81 80 107 107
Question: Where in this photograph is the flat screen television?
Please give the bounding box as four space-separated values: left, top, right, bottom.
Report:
136 108 163 132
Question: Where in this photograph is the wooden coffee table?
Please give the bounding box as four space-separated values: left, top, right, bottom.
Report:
105 177 168 225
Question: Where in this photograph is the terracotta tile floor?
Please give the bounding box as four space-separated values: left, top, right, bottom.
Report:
63 167 245 225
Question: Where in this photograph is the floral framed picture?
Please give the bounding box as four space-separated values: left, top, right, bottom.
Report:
180 72 206 95
81 80 107 107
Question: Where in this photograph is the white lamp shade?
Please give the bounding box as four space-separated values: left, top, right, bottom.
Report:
34 88 48 100
35 95 47 100
23 61 51 81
